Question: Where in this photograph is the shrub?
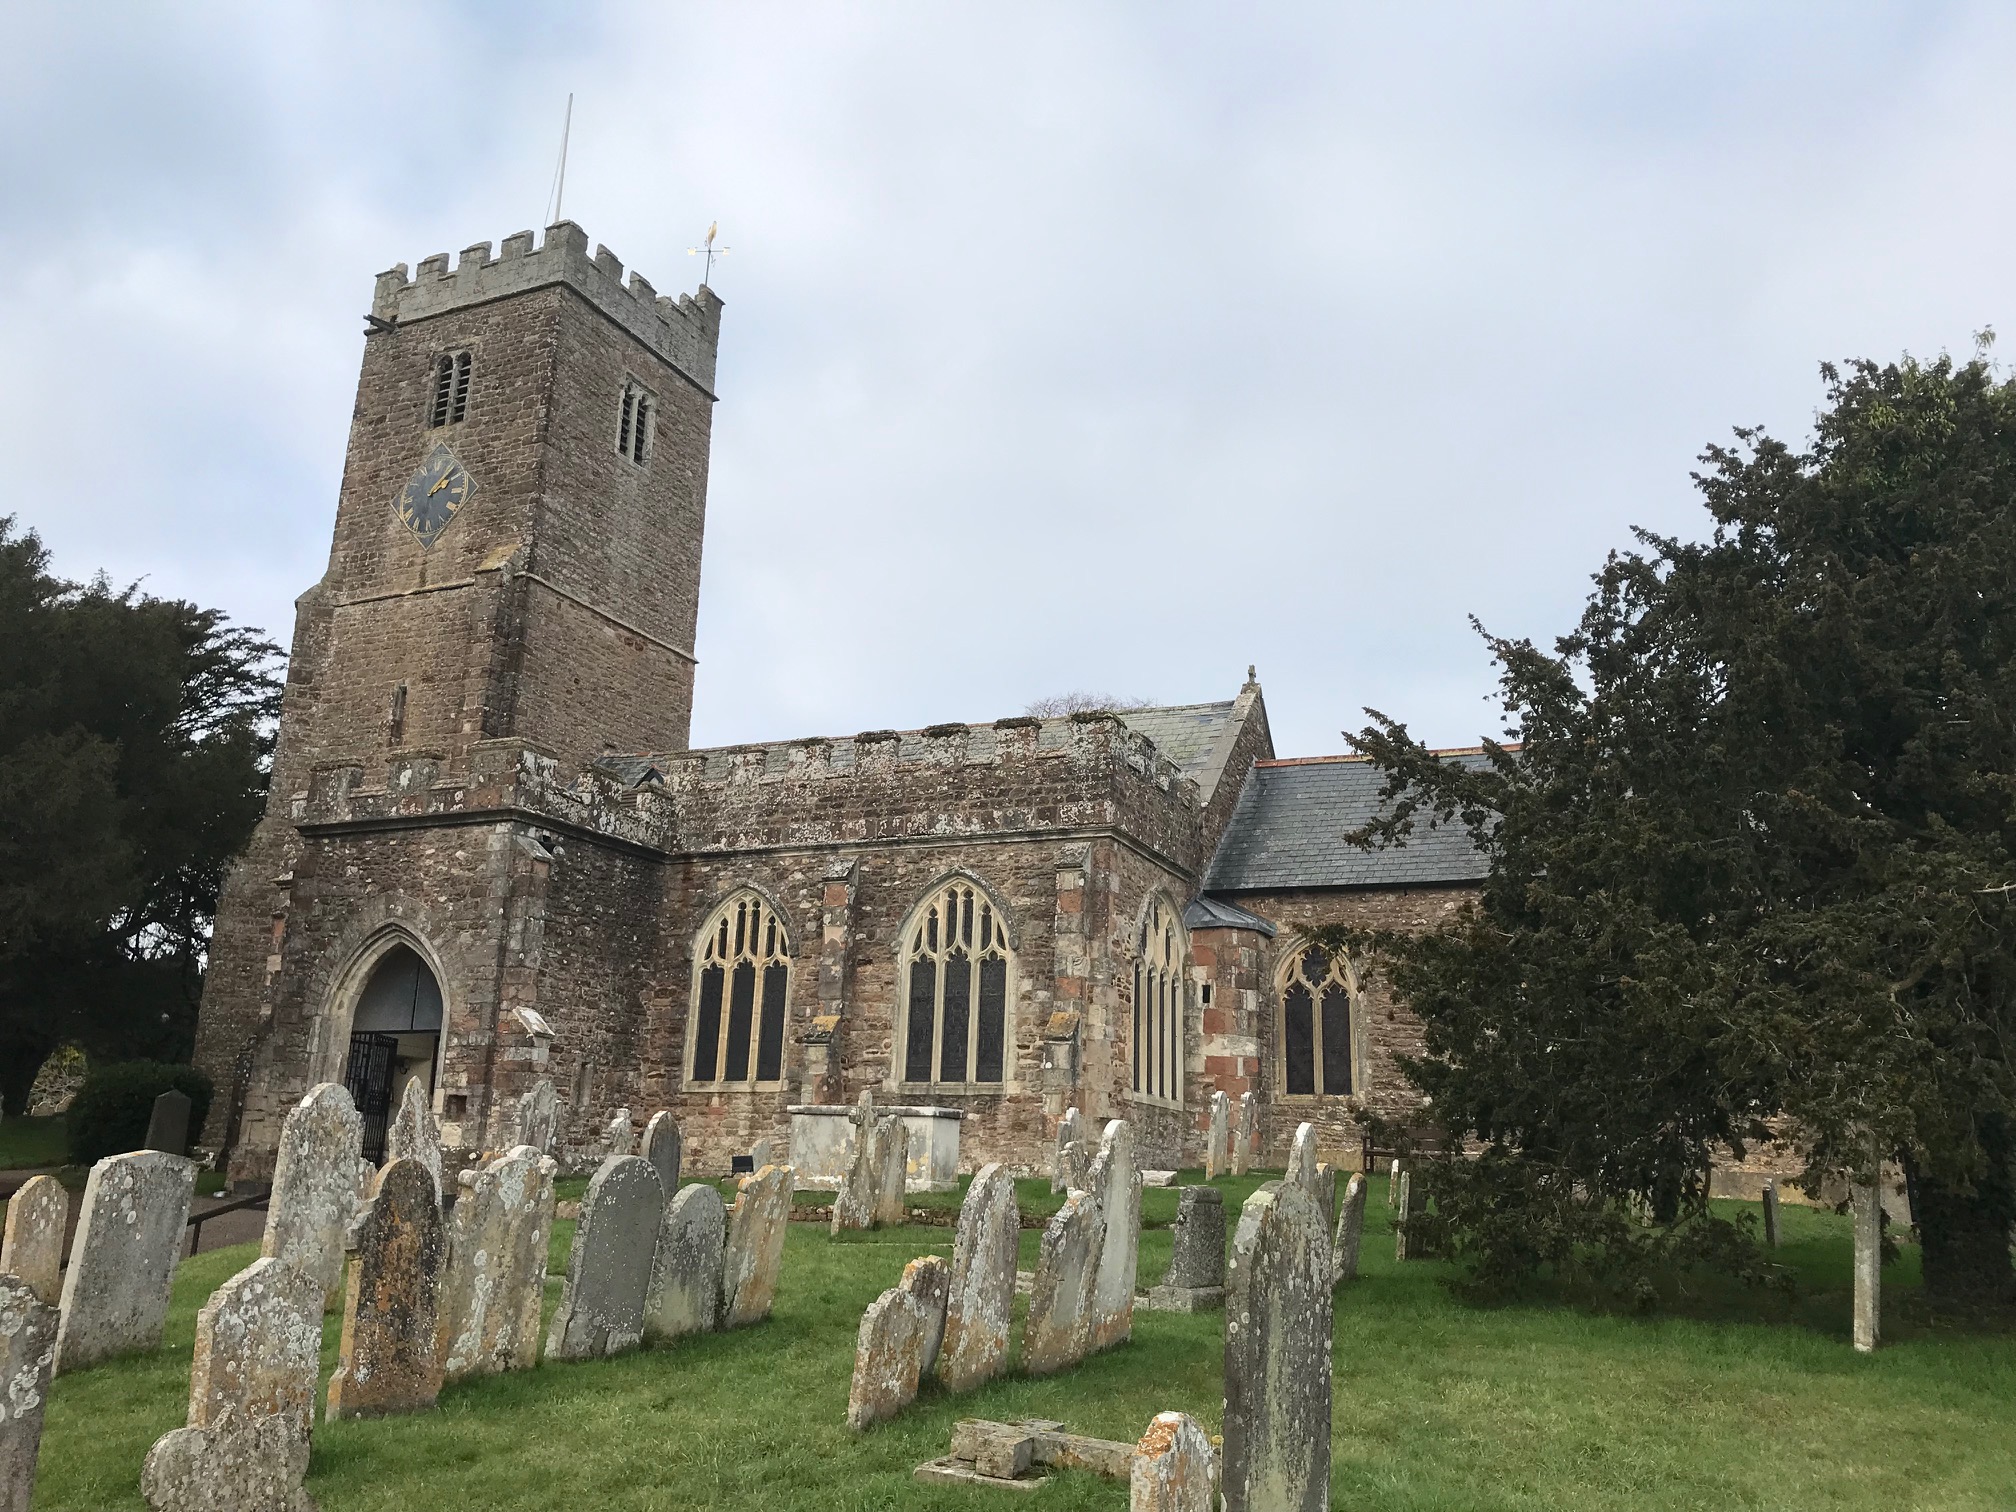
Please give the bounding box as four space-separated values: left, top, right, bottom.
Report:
66 1061 213 1166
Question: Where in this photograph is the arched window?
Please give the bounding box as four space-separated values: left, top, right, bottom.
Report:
1131 896 1184 1103
688 893 792 1086
901 879 1011 1086
430 351 472 427
1280 944 1354 1096
616 378 654 465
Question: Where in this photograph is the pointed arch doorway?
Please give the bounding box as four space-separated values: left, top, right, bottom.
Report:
344 944 443 1161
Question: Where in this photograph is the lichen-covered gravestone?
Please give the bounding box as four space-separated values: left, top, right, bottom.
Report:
1144 1185 1225 1311
387 1078 443 1198
1234 1093 1256 1176
141 1257 323 1512
1206 1092 1231 1181
1313 1163 1338 1240
1223 1182 1332 1512
1051 1107 1085 1194
436 1144 556 1380
327 1157 446 1419
1021 1187 1102 1375
722 1163 795 1329
261 1082 365 1303
846 1255 950 1430
832 1091 884 1233
1393 1169 1413 1263
936 1163 1019 1390
641 1110 683 1197
144 1088 193 1156
645 1182 726 1342
0 1274 57 1512
1333 1172 1367 1284
604 1107 634 1158
516 1078 558 1154
872 1118 911 1227
1285 1123 1319 1196
546 1154 662 1361
1131 1411 1216 1512
55 1149 196 1373
0 1174 66 1305
1088 1120 1141 1351
1852 1178 1880 1353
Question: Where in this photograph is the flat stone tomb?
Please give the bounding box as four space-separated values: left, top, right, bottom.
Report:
645 1182 726 1343
1334 1172 1368 1284
546 1154 662 1361
1088 1121 1141 1351
0 1274 57 1512
1143 1185 1225 1312
261 1082 365 1302
722 1164 795 1329
436 1144 557 1380
142 1256 323 1512
1 1173 66 1305
387 1078 443 1199
847 1255 950 1430
915 1418 1142 1494
936 1163 1019 1391
641 1110 683 1197
1223 1182 1332 1512
55 1150 196 1374
327 1158 445 1420
1021 1188 1101 1375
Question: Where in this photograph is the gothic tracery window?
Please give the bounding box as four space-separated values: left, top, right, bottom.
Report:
688 892 791 1086
1131 896 1184 1103
1281 944 1354 1096
902 879 1010 1086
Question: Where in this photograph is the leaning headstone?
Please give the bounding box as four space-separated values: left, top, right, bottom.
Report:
1052 1107 1085 1194
261 1082 365 1302
0 1275 57 1512
516 1078 558 1154
144 1088 193 1156
1021 1188 1102 1375
55 1149 195 1373
0 1174 66 1305
327 1158 446 1419
436 1144 557 1380
1334 1173 1368 1283
938 1163 1019 1391
546 1154 662 1361
1223 1182 1332 1512
645 1182 727 1343
905 1254 951 1379
1089 1120 1142 1351
846 1256 950 1431
1206 1092 1231 1180
1394 1169 1413 1262
1144 1185 1225 1311
1131 1411 1216 1512
1233 1093 1256 1176
641 1110 683 1197
1852 1178 1880 1353
604 1106 634 1157
832 1091 883 1233
1761 1179 1782 1248
141 1256 322 1512
1285 1123 1319 1196
386 1078 442 1199
873 1118 912 1227
721 1164 795 1329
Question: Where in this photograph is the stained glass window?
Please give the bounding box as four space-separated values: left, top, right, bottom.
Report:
902 879 1011 1085
689 892 792 1085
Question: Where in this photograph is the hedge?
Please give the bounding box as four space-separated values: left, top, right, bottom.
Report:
66 1062 213 1166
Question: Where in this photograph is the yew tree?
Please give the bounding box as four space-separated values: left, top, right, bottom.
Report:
1338 349 2016 1313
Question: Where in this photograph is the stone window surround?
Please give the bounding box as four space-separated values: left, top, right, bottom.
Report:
429 348 473 428
615 373 656 467
1128 892 1186 1109
684 887 795 1090
896 873 1018 1092
1272 942 1364 1101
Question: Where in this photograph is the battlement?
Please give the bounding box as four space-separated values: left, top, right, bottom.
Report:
370 221 723 393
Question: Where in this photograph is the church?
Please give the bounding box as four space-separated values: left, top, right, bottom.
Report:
193 221 1490 1184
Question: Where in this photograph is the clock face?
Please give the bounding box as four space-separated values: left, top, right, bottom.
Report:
394 443 474 548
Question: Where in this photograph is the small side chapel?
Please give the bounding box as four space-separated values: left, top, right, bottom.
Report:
192 222 1489 1183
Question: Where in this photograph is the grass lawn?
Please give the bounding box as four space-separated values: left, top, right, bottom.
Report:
0 1114 68 1169
29 1174 2016 1511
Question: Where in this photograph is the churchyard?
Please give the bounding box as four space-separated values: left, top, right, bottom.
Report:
6 1097 2012 1512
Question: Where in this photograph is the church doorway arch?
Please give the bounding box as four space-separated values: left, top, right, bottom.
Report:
343 944 444 1161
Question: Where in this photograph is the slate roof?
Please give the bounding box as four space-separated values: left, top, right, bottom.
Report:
1115 702 1236 780
1204 750 1496 892
1182 894 1278 936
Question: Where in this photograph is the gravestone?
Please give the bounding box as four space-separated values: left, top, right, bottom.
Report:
1143 1185 1225 1311
641 1110 683 1197
873 1118 912 1227
327 1158 446 1419
1089 1120 1141 1351
1334 1172 1368 1284
436 1144 556 1380
604 1107 634 1158
144 1088 193 1156
750 1136 776 1170
1223 1182 1332 1512
1761 1179 1781 1248
1206 1092 1231 1181
722 1164 795 1328
55 1149 196 1373
1052 1107 1085 1194
386 1078 442 1199
516 1078 558 1154
1852 1179 1880 1353
1022 1188 1102 1375
1394 1169 1413 1263
1313 1163 1338 1239
1131 1411 1216 1512
0 1173 66 1304
1234 1093 1256 1176
832 1091 884 1233
645 1182 726 1342
0 1275 56 1512
1285 1123 1319 1195
846 1256 950 1431
1388 1157 1400 1204
906 1253 951 1378
261 1082 365 1302
546 1154 662 1361
141 1256 323 1512
937 1163 1019 1391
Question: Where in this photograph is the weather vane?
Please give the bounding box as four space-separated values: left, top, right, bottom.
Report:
687 222 730 285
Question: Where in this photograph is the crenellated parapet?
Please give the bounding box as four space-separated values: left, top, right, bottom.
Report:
370 221 723 391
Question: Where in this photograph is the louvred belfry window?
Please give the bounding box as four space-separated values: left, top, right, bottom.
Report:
688 893 792 1086
430 351 471 427
1281 944 1354 1096
902 880 1011 1086
1131 896 1185 1103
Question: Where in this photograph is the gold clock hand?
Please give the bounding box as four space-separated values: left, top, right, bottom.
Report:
427 470 453 496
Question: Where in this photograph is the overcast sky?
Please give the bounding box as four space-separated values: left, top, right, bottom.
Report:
4 4 2012 758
